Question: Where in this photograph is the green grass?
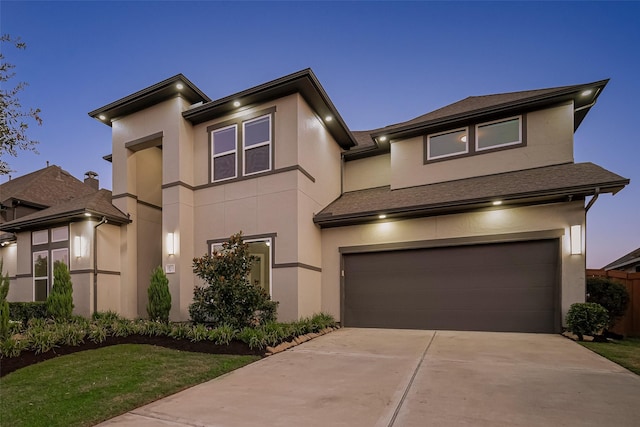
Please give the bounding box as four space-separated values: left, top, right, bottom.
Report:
580 338 640 375
0 344 258 427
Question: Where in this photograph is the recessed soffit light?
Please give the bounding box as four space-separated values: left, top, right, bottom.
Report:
176 83 184 90
378 214 387 219
379 136 387 142
581 89 593 97
325 115 333 122
84 212 92 217
233 101 241 107
492 200 503 206
98 115 106 121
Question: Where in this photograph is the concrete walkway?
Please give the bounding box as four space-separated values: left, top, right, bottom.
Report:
97 329 640 427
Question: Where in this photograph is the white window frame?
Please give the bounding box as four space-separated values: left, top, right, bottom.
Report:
51 226 69 243
242 114 272 176
33 250 49 301
211 124 238 182
475 116 522 152
32 230 48 245
51 248 69 285
245 237 273 296
426 127 469 160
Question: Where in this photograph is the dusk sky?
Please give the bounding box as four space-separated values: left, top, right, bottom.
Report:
1 1 638 268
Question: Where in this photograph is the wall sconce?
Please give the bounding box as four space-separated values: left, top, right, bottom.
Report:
570 225 582 255
166 232 175 256
74 236 84 258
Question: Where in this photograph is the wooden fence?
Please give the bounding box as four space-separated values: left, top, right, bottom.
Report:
586 269 640 337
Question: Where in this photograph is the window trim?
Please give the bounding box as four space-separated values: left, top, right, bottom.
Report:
51 248 69 285
426 127 469 161
211 124 238 182
51 226 69 243
32 230 48 245
475 115 522 152
33 250 49 301
242 114 272 176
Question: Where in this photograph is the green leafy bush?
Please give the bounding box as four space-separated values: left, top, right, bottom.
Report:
9 302 47 323
587 277 630 328
0 337 27 358
0 259 10 340
46 261 74 321
189 233 278 328
147 266 172 322
565 302 609 341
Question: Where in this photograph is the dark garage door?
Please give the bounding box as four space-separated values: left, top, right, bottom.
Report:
343 239 559 333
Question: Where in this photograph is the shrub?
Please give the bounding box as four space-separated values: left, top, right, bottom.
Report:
586 277 630 329
189 232 278 328
46 261 74 321
147 266 172 322
565 302 609 341
9 302 47 323
0 259 10 340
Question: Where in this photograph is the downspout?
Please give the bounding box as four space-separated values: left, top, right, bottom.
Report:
583 188 600 290
93 216 107 314
585 187 600 213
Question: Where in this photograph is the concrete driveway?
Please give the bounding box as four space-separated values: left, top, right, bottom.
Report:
98 329 640 427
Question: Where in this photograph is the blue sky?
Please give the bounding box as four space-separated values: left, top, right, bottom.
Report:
2 1 638 268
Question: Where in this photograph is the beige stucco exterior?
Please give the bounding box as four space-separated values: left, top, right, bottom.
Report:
390 103 575 189
320 201 586 325
344 153 391 192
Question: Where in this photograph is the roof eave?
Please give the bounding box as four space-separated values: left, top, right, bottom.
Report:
182 69 357 149
88 74 211 126
0 209 131 231
604 257 640 271
314 179 627 228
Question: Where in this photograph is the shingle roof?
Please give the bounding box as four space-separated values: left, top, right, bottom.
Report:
0 165 96 210
314 162 628 227
604 247 640 270
348 79 608 156
0 189 129 230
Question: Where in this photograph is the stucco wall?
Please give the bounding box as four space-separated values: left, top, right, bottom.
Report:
390 103 575 189
320 201 586 325
1 242 18 300
344 153 391 192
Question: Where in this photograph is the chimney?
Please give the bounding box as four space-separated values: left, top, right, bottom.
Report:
84 171 99 190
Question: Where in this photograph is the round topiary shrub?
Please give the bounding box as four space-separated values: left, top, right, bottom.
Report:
565 302 609 341
586 277 630 329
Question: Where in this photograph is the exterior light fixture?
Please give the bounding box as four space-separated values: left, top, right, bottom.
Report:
74 236 84 258
84 212 92 217
460 135 468 143
378 214 387 219
166 232 176 256
176 83 184 90
581 89 593 97
379 136 387 142
570 225 582 255
233 101 241 107
492 200 503 206
265 241 271 247
325 115 333 122
98 115 106 120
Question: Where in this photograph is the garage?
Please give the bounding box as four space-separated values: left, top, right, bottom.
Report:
342 239 559 333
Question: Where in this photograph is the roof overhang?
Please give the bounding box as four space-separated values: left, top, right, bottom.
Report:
0 209 131 232
88 74 211 126
604 257 640 271
367 79 609 148
182 69 357 149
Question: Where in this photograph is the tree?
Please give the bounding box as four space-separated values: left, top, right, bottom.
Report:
1 34 42 175
46 261 74 321
587 276 630 330
147 266 172 322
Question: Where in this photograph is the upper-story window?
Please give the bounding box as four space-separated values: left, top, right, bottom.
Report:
424 115 525 163
212 125 238 181
427 128 468 160
209 107 275 183
476 116 521 151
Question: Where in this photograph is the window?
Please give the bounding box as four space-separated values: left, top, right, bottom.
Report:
209 107 275 183
33 251 48 301
32 227 70 301
427 128 468 160
212 125 238 181
32 230 48 245
51 226 69 242
51 249 69 284
243 115 272 175
476 117 521 151
209 237 272 295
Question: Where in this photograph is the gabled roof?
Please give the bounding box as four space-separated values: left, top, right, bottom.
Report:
0 189 130 231
348 79 609 159
0 165 96 210
604 247 640 271
314 162 628 228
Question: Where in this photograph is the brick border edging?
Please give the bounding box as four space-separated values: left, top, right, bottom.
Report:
264 325 341 356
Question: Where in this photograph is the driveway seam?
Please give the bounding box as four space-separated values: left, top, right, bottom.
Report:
387 331 437 427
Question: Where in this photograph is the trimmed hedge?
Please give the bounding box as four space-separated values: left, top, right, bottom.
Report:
565 302 609 341
8 302 47 323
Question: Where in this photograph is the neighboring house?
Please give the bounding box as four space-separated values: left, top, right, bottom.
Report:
83 68 629 333
604 248 640 273
0 166 130 317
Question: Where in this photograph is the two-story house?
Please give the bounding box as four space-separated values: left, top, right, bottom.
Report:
81 69 627 332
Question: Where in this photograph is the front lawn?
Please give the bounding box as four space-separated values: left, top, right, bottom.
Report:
0 344 258 427
580 338 640 375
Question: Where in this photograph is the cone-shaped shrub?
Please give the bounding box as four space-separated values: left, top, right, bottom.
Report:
46 261 74 321
147 266 172 322
1 259 10 339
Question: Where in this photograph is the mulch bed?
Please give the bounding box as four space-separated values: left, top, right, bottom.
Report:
0 335 264 377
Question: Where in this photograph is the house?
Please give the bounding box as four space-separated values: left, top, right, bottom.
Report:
0 166 130 317
604 248 640 273
4 68 629 333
